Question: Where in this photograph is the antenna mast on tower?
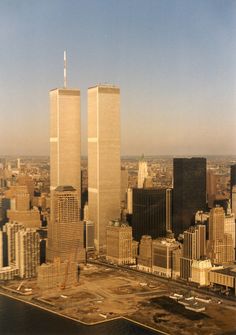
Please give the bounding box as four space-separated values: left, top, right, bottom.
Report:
64 50 67 88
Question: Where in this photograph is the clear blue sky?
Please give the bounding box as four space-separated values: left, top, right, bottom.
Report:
0 0 235 156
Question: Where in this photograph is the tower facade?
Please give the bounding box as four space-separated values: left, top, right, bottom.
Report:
180 225 206 280
88 85 121 251
47 186 84 262
106 220 134 265
230 164 236 207
173 157 206 237
15 228 40 278
132 188 169 241
50 88 81 203
138 157 148 188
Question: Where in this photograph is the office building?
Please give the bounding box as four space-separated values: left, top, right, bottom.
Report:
17 175 34 203
225 211 235 255
209 266 236 296
208 207 234 264
84 220 95 251
3 221 24 266
127 188 133 214
83 203 89 221
14 186 30 211
137 235 152 272
0 230 8 267
88 85 120 251
209 207 225 241
230 164 236 206
121 167 128 206
132 188 170 241
138 156 148 188
207 170 217 208
173 157 206 237
152 237 182 278
210 235 234 264
50 88 81 203
0 197 10 227
166 188 172 232
15 228 40 278
180 225 206 281
6 185 41 229
47 186 85 263
232 185 236 216
106 220 135 265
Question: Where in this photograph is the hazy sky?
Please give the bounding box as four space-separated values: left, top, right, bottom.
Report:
0 0 236 156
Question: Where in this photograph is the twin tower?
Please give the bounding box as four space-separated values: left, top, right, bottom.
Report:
49 84 121 252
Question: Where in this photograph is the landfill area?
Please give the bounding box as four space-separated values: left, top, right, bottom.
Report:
1 263 236 335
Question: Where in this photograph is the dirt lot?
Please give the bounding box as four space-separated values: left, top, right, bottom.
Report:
3 264 236 335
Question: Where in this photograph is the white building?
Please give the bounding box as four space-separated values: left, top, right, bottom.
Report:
191 259 212 286
138 156 148 188
3 221 24 265
15 228 40 278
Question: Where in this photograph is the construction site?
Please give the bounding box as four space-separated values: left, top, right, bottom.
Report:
1 263 236 335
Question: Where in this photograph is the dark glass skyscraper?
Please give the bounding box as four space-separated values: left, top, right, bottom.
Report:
132 188 171 241
230 164 236 203
173 158 206 237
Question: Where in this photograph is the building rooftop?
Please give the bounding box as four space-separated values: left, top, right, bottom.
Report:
55 185 76 192
108 219 130 228
212 266 236 278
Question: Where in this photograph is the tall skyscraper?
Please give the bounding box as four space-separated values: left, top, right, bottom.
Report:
230 164 236 207
208 207 234 264
50 87 81 204
47 186 84 262
173 157 206 237
209 207 225 241
132 188 170 241
232 185 236 216
88 85 121 252
3 221 24 266
138 155 148 188
121 167 128 206
207 170 217 208
180 225 206 280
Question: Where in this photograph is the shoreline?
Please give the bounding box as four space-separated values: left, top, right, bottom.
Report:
0 289 168 335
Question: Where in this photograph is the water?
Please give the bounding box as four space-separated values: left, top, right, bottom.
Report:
0 294 160 335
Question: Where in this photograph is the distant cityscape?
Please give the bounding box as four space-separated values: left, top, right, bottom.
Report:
0 63 236 334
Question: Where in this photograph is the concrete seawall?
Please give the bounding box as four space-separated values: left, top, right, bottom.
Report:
0 288 168 334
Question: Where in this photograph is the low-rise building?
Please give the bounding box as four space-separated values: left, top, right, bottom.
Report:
191 259 212 286
209 266 236 295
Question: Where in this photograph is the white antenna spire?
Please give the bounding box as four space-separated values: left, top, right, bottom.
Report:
64 50 67 88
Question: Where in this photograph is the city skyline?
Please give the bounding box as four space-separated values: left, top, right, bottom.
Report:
0 0 236 156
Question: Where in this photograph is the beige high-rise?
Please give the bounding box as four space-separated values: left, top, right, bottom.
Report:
88 85 121 251
50 88 81 203
47 186 85 263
